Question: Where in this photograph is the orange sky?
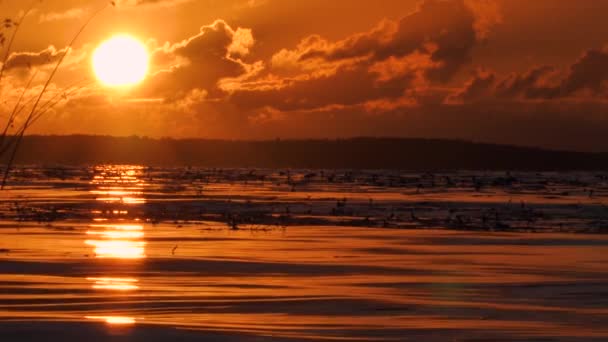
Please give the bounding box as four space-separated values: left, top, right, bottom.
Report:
1 0 608 151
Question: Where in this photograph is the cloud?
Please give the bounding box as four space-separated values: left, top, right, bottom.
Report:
4 45 68 71
228 27 255 58
113 0 193 7
449 46 608 102
224 0 497 113
137 20 258 100
560 46 608 96
231 64 415 112
463 0 503 40
508 48 608 100
296 0 500 82
243 0 268 9
447 69 495 103
39 8 86 23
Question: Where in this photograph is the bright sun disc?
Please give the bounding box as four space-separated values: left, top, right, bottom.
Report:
92 35 149 87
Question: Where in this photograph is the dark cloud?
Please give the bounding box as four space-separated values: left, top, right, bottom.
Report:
451 46 608 102
139 20 255 99
509 47 608 99
448 69 496 103
4 45 67 71
227 0 496 112
495 66 555 99
298 0 491 82
561 46 608 96
231 63 415 112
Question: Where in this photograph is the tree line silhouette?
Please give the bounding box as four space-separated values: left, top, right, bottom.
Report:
3 135 608 170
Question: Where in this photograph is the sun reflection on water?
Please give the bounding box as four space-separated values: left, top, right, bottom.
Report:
84 166 147 325
84 222 144 325
90 165 147 204
85 316 136 325
85 224 146 259
87 277 140 291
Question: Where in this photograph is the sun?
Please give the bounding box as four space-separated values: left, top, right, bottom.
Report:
92 35 149 87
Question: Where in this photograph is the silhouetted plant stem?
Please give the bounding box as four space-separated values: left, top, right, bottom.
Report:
0 70 38 150
0 80 90 161
0 3 35 88
1 4 110 189
30 80 92 125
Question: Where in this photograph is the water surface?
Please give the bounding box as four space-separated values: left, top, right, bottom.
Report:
1 165 607 341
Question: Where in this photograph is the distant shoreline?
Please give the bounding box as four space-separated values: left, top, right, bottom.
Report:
3 135 608 171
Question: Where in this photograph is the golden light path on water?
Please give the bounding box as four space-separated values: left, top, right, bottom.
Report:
85 224 146 259
87 277 139 291
84 165 147 325
90 165 146 204
85 316 137 325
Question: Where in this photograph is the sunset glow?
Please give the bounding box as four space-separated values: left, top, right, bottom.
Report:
2 1 608 341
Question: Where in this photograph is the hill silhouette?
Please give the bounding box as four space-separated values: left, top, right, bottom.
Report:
2 135 607 170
